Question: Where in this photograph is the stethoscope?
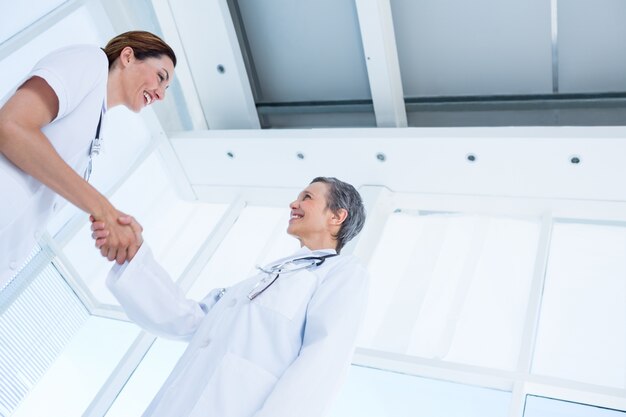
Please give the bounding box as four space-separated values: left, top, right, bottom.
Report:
247 253 338 300
84 105 105 181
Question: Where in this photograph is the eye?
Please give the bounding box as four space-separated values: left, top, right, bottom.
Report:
158 73 165 83
303 194 311 200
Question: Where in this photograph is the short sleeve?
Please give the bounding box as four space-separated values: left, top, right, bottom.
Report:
27 45 108 121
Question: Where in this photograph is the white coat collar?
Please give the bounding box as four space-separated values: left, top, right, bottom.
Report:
260 246 337 271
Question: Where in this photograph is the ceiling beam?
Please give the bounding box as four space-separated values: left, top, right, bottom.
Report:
167 0 260 129
355 0 407 127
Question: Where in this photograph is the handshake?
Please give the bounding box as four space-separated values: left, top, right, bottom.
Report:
89 212 144 264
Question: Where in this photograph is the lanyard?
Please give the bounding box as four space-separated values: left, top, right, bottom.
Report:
248 253 338 300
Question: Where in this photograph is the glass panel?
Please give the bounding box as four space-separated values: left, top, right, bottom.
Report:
234 0 371 103
532 222 626 388
0 7 101 100
105 338 187 417
187 205 299 299
559 0 626 93
361 211 541 371
391 0 552 97
12 316 140 417
60 152 228 305
524 395 626 417
0 261 87 416
329 365 511 417
0 0 68 44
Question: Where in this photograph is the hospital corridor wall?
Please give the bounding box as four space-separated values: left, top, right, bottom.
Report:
1 2 626 417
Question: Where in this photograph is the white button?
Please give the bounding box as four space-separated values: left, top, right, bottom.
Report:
228 299 237 308
52 202 58 212
200 337 212 348
9 261 18 270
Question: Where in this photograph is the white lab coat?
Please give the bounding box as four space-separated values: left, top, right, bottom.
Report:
107 244 369 417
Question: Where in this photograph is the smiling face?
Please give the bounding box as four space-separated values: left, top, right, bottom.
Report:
111 47 174 112
287 182 346 251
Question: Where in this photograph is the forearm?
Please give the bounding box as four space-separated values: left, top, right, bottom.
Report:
0 119 112 219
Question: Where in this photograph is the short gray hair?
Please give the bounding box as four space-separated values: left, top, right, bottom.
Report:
311 177 366 253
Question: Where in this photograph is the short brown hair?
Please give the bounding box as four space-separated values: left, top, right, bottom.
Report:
103 31 176 69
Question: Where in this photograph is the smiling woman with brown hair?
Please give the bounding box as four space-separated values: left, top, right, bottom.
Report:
0 31 176 288
92 177 369 417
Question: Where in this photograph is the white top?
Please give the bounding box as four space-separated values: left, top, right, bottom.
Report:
107 244 369 417
0 44 108 288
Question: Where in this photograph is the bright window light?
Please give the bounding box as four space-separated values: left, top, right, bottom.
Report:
524 395 626 417
329 365 511 417
12 316 140 417
105 338 187 417
61 151 228 305
361 211 541 371
532 222 626 388
187 205 299 299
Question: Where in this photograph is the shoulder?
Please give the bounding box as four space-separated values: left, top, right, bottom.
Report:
35 44 107 74
322 253 369 283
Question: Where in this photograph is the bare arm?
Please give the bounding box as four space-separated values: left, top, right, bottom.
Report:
0 77 138 263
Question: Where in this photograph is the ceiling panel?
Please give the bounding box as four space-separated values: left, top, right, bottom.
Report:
391 0 553 97
234 0 371 103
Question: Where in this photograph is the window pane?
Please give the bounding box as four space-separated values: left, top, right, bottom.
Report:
12 316 140 417
391 0 552 97
0 262 87 416
105 338 187 417
329 365 511 417
532 222 626 388
558 0 626 93
524 395 626 417
361 212 541 370
60 152 228 305
187 205 299 299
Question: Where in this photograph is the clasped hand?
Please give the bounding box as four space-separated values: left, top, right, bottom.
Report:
89 212 144 264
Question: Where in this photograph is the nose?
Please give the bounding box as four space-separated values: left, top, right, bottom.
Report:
289 199 298 209
155 86 166 101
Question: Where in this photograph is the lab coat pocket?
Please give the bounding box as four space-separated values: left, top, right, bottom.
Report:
253 270 317 321
188 351 277 417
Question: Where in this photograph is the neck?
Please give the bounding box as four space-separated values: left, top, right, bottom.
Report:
106 68 123 108
299 236 337 252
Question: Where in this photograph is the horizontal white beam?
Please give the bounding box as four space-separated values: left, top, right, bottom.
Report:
169 126 626 204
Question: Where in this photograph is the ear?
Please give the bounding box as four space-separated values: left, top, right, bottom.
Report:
119 46 135 67
330 208 348 226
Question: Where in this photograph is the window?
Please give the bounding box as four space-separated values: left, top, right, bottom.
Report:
361 211 541 371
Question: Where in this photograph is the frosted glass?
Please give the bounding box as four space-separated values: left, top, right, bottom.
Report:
391 0 552 96
12 316 140 417
187 205 299 299
361 212 540 370
236 0 370 102
558 0 626 93
329 365 511 417
61 152 228 305
532 223 626 388
524 396 626 417
106 338 187 417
